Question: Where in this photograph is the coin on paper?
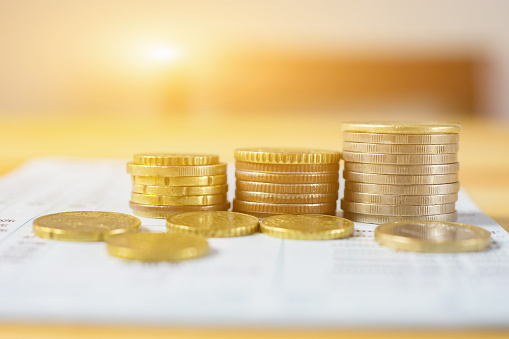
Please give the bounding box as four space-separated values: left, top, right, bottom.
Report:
166 211 259 237
260 214 354 240
107 233 209 261
343 211 458 224
374 220 491 252
32 211 141 241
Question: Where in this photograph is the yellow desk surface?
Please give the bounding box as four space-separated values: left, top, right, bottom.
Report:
1 113 508 337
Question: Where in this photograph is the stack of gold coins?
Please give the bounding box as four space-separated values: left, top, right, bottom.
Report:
341 122 461 224
233 148 341 218
127 153 230 218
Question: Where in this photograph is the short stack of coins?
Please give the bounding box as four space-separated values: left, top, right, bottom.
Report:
340 122 461 224
233 148 341 218
127 153 230 218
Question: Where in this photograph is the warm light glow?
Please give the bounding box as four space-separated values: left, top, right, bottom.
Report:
148 46 181 63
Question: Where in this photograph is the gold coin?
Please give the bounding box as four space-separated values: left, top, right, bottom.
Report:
342 131 459 144
133 208 233 219
33 211 141 242
131 184 228 196
341 200 456 216
343 191 458 205
344 162 459 175
130 201 231 213
133 153 219 166
343 211 458 224
235 170 339 184
260 214 354 240
235 211 281 219
236 180 340 194
132 174 227 187
343 171 458 185
233 199 336 214
131 192 227 206
374 220 491 252
235 190 338 204
107 232 209 261
342 151 457 165
342 142 459 154
344 181 460 195
234 148 341 164
166 211 259 237
235 161 339 173
126 162 227 177
341 122 461 134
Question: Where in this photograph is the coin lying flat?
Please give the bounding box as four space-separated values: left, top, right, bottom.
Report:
126 162 227 177
342 151 458 165
33 211 141 241
344 162 459 175
131 184 228 196
342 131 460 144
166 211 259 237
132 174 227 187
343 171 458 185
341 122 461 134
131 192 227 206
129 201 231 213
344 181 460 195
236 180 340 194
343 211 458 224
374 220 491 252
343 191 458 205
133 153 219 166
235 170 339 184
234 148 341 164
341 200 456 216
260 214 354 240
235 161 339 173
233 199 336 214
235 190 338 204
342 142 459 154
107 233 209 261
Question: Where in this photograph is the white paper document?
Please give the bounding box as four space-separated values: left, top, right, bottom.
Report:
0 157 508 327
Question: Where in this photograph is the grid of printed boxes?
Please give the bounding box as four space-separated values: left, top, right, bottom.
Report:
127 154 230 218
232 148 341 218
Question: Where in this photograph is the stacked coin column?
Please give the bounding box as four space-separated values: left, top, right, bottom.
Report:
340 123 461 224
127 153 230 218
232 148 341 218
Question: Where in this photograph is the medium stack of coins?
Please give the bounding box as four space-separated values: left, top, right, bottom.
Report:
233 148 341 218
341 122 461 224
127 153 230 218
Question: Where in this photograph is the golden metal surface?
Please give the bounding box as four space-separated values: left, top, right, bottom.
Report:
235 161 339 173
343 211 458 224
343 191 458 205
374 220 491 252
235 170 339 184
132 174 227 186
342 151 458 165
342 131 460 144
236 180 339 194
342 142 459 154
343 171 459 185
234 147 340 164
133 153 219 166
260 214 354 240
235 190 338 204
126 162 227 177
107 233 209 261
130 192 227 206
344 162 459 175
32 211 141 242
233 199 336 214
129 201 231 213
166 211 259 237
131 184 228 196
344 181 460 195
341 122 461 134
341 200 456 215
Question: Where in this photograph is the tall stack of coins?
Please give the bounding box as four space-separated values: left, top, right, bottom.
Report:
341 122 461 224
127 153 230 218
233 148 341 218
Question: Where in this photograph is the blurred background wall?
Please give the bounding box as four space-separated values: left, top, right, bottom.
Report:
0 0 508 120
